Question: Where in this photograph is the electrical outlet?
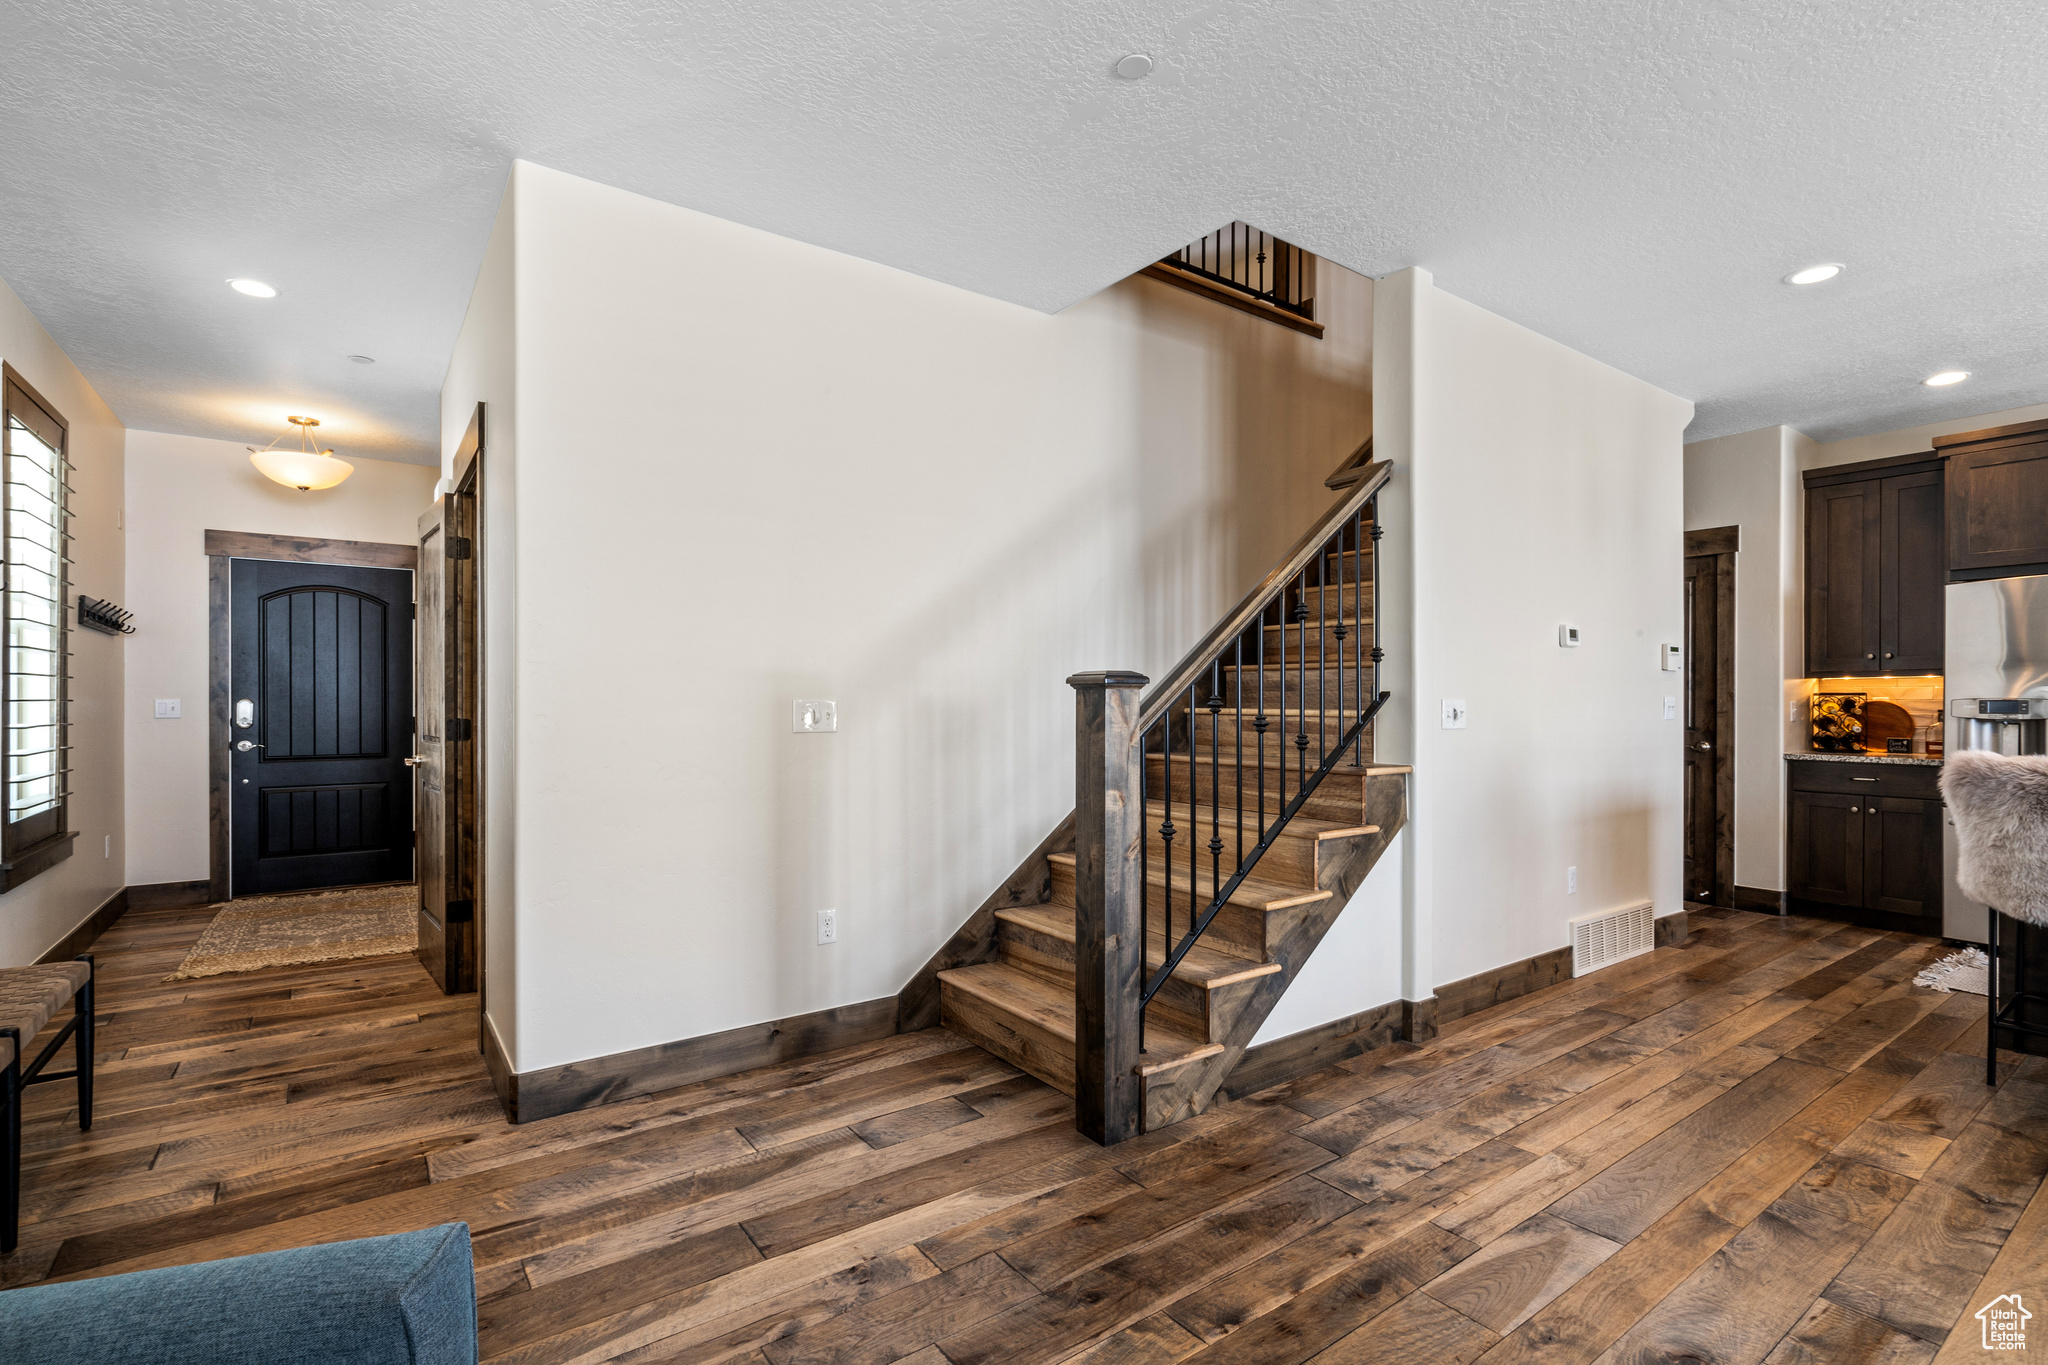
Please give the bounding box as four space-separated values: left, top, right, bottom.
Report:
817 908 838 944
1663 697 1677 720
793 700 838 733
1441 698 1468 729
154 698 181 719
1792 698 1805 723
1567 866 1578 895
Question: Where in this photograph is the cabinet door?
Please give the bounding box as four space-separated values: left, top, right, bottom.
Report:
1788 789 1865 906
1880 470 1944 671
1864 796 1943 919
1948 436 2048 571
1807 482 1881 674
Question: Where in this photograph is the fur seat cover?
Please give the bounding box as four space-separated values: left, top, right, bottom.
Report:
1941 750 2048 926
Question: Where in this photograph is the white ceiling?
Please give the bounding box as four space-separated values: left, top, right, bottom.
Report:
3 1 2043 465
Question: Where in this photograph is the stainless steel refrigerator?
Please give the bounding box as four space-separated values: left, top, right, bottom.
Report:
1944 573 2048 940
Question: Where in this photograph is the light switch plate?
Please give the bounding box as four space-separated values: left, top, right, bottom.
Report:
1663 697 1677 720
154 698 181 719
1441 698 1468 729
793 700 837 733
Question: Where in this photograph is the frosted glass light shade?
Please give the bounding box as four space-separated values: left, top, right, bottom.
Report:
250 447 354 490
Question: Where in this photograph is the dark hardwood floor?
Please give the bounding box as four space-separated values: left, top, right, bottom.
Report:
7 902 2045 1365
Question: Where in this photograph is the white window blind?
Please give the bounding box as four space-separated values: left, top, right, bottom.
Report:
4 403 68 833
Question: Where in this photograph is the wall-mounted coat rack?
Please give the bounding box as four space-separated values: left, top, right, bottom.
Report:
78 596 135 635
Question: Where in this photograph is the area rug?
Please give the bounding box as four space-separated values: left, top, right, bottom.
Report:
1915 946 1989 996
163 884 418 981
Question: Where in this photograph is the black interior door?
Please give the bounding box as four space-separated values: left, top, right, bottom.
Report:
1682 554 1721 902
231 558 415 895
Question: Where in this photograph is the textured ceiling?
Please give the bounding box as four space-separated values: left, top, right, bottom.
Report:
2 0 2043 464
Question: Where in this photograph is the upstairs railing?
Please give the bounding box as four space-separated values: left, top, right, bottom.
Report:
1157 223 1316 322
1068 459 1393 1143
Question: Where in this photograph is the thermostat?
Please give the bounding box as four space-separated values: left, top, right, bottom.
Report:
1558 625 1581 648
1662 644 1682 671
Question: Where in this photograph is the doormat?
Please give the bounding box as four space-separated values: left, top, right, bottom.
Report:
1915 947 1989 996
163 884 417 982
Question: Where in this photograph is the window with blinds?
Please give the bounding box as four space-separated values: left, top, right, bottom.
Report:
1 374 69 863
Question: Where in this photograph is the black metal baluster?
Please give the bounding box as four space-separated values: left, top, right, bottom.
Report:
1207 664 1223 948
1294 570 1310 790
1161 704 1175 983
1140 719 1150 1056
1371 502 1385 745
1256 602 1268 853
1185 682 1197 962
1317 531 1329 765
1234 635 1244 872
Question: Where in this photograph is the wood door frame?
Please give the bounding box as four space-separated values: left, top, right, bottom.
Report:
206 530 420 903
1684 525 1737 907
450 409 486 1020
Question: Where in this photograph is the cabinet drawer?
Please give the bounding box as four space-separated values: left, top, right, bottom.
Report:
1787 761 1941 800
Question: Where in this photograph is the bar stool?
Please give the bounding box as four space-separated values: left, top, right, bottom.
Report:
1 954 94 1253
1942 750 2048 1086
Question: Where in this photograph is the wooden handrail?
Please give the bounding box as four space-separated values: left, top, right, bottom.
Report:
1136 458 1392 734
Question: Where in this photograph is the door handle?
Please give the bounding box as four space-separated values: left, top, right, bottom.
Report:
404 755 428 766
1852 777 1877 782
1696 741 1712 751
233 740 264 752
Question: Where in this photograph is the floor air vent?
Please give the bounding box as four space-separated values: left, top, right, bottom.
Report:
1571 902 1655 976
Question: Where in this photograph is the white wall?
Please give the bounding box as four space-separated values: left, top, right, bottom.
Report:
439 182 517 1058
122 430 438 885
1805 402 2048 472
1683 426 1804 893
1381 268 1692 999
0 277 126 965
443 161 1376 1074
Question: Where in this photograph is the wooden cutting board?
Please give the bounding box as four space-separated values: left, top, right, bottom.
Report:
1863 700 1917 752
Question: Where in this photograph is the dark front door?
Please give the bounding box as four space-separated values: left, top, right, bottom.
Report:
1683 551 1731 904
231 558 415 895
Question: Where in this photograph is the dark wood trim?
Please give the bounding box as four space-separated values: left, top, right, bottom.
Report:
482 1013 515 1116
207 555 231 903
1733 884 1786 915
1654 909 1690 948
35 887 126 964
897 813 1073 1033
1219 998 1403 1101
1684 525 1739 556
129 879 211 911
0 363 68 442
1435 946 1574 1028
1951 561 2048 584
1400 997 1439 1044
1803 451 1943 487
3 832 77 892
452 404 487 1035
1932 416 2048 449
1137 263 1326 338
496 997 898 1124
202 529 418 570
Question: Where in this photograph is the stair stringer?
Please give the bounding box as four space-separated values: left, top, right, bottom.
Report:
1141 767 1411 1131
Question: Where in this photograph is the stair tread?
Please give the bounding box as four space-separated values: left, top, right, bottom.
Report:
1143 799 1377 841
937 963 1222 1072
994 904 1282 985
1049 851 1333 912
1158 751 1394 774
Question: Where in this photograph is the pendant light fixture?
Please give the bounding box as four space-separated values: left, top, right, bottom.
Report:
249 415 354 491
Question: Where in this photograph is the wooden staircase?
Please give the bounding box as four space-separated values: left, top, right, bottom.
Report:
930 464 1410 1139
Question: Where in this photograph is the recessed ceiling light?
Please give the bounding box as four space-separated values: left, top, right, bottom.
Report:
227 278 277 298
1924 370 1970 387
1114 53 1154 79
348 354 375 364
1783 263 1844 285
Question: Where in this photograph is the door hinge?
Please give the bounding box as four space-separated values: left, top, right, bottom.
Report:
447 717 473 741
444 898 474 923
447 536 473 560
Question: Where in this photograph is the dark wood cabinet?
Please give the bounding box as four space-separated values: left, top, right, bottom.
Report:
1804 454 1944 675
1937 417 2048 575
1786 760 1943 931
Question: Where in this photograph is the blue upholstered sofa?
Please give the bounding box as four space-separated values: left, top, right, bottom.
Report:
0 1222 476 1365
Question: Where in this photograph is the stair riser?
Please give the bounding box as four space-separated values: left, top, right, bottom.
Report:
1048 858 1270 959
939 980 1075 1096
1204 667 1375 711
997 919 1214 1040
1146 757 1368 825
1143 817 1322 884
1182 718 1375 762
1253 623 1375 657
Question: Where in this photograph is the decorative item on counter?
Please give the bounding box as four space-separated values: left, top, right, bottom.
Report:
1888 737 1914 753
1810 692 1867 751
1863 700 1916 753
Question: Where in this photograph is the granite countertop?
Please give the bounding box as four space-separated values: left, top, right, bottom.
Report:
1784 750 1944 767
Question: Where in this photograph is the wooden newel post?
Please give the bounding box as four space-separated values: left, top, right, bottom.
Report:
1067 669 1149 1146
